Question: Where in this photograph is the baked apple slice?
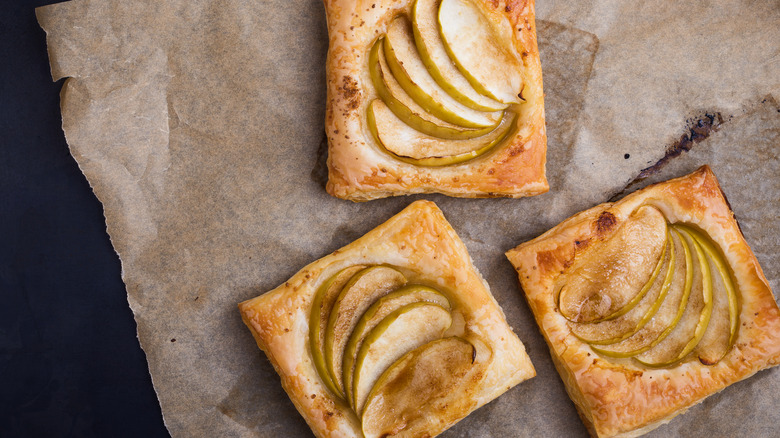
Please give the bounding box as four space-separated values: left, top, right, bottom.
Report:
309 265 367 399
351 302 452 413
680 225 739 365
411 0 507 112
558 206 668 323
324 266 407 393
570 231 675 345
635 226 713 367
369 39 496 140
590 225 693 358
361 337 483 438
342 285 450 407
367 99 516 166
438 0 524 103
384 15 502 128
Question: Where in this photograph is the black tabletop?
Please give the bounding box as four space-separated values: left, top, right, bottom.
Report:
1 1 169 436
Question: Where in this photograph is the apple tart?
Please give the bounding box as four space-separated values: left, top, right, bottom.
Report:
324 0 547 200
505 166 780 438
239 200 535 437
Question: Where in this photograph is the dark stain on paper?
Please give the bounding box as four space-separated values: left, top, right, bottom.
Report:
609 111 724 201
638 112 724 178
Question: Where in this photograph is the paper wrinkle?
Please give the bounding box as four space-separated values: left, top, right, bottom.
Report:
36 0 779 437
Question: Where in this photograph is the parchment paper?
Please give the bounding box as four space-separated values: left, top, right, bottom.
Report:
36 0 779 436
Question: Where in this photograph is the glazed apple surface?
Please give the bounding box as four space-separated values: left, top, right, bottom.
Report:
557 205 739 368
366 0 526 166
308 265 490 436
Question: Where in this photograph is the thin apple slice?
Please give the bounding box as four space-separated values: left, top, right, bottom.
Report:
325 266 407 394
309 265 367 399
369 39 496 140
368 99 516 164
384 16 503 129
635 226 713 367
412 0 507 112
592 228 692 358
367 100 517 166
571 230 675 345
342 285 450 407
438 0 523 104
352 302 452 413
558 206 668 323
361 337 481 438
679 225 739 365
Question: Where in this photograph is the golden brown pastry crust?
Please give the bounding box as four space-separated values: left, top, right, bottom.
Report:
505 166 780 438
323 0 547 201
239 200 535 437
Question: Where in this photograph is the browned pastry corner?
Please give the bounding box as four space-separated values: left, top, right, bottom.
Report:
323 0 547 201
506 166 780 438
239 200 535 437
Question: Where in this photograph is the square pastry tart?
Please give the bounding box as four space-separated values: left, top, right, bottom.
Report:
323 0 547 201
505 166 780 438
239 200 535 437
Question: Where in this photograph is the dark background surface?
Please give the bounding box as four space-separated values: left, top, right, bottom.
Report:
1 1 169 436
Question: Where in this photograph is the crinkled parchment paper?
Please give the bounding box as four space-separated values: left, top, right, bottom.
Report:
37 0 779 436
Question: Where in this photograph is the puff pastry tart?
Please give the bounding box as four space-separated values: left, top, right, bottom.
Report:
239 200 535 437
505 166 780 438
323 0 547 201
